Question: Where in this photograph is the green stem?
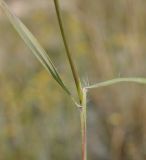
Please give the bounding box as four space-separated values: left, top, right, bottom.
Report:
80 89 87 160
53 0 82 102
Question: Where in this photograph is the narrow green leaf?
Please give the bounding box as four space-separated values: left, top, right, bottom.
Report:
0 0 70 95
53 0 83 102
85 77 146 90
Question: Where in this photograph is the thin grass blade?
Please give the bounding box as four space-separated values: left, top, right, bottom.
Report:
85 77 146 90
53 0 82 102
0 0 70 95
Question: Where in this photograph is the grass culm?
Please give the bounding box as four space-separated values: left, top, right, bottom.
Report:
1 0 146 160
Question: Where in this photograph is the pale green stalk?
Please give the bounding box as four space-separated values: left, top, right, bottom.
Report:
53 1 88 160
80 89 87 160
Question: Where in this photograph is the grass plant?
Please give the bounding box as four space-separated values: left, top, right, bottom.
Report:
1 0 146 159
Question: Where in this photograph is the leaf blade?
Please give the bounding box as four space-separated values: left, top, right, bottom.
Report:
85 77 146 90
0 0 70 95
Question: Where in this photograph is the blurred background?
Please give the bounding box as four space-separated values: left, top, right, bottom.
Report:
1 0 146 159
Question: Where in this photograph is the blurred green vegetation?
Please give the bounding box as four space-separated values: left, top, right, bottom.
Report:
1 0 146 159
